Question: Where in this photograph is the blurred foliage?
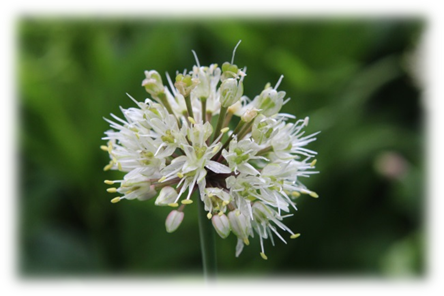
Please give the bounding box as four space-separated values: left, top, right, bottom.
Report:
18 16 425 278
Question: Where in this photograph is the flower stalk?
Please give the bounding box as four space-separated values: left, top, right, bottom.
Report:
197 191 217 280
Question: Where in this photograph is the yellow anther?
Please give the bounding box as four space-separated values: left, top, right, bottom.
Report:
110 197 121 204
220 127 230 134
291 191 301 197
177 172 184 178
208 193 214 198
207 212 213 219
235 210 241 216
260 252 268 260
309 191 319 198
222 200 230 206
181 199 193 205
188 117 196 124
243 238 250 246
158 176 167 183
168 203 179 208
100 145 109 152
310 159 317 167
104 180 114 185
218 211 224 216
290 233 301 239
107 188 118 193
103 164 113 171
212 144 220 154
117 162 122 171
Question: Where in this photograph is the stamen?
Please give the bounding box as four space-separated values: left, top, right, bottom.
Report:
290 233 301 239
188 116 196 124
111 197 121 204
231 40 242 65
243 238 250 245
309 192 319 198
106 188 118 193
207 212 213 219
158 176 167 183
274 75 284 89
221 127 230 134
291 191 301 197
191 50 200 68
100 145 109 152
168 203 179 208
181 199 193 205
260 252 268 260
310 159 317 167
104 180 114 185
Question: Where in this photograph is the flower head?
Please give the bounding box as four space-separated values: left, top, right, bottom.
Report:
102 43 319 259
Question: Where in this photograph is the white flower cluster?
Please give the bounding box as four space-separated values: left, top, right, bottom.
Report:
101 44 319 259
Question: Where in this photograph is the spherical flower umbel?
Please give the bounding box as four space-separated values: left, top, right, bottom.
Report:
101 42 320 260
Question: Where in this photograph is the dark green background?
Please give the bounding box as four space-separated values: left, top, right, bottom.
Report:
18 17 425 277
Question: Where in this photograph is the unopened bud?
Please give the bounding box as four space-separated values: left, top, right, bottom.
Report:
142 70 164 97
212 214 231 239
254 87 285 116
220 78 243 108
165 210 184 233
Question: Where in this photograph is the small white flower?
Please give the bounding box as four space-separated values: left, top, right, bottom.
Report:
102 43 319 259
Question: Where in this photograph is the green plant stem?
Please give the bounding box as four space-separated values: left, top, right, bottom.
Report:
201 97 207 123
197 193 217 281
185 94 194 119
212 106 228 142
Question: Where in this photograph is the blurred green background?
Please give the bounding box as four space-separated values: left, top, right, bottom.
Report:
18 17 425 278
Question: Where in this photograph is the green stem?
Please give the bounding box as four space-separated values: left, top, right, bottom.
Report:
236 120 254 140
157 92 175 116
201 97 207 123
185 95 194 119
197 193 217 281
212 106 228 142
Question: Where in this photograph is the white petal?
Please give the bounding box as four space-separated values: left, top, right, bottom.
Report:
205 160 231 174
235 238 244 257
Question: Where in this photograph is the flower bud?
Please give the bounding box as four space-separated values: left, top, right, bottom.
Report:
192 66 211 99
155 186 178 206
142 70 164 97
220 78 243 108
221 62 239 81
253 87 286 116
165 210 184 233
174 73 198 97
212 214 231 239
